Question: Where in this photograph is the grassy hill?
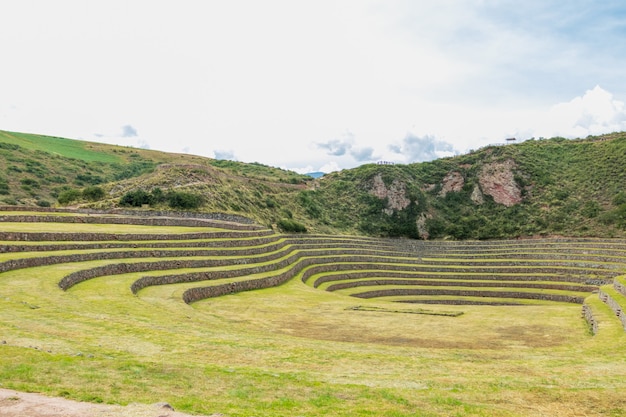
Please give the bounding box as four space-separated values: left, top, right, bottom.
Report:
0 129 625 239
0 130 310 223
305 133 626 239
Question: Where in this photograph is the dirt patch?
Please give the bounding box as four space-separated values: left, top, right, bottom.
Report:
0 389 217 417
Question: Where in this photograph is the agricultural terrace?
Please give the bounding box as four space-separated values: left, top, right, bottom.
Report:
1 207 625 417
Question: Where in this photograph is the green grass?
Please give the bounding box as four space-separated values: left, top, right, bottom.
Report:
0 130 122 163
1 215 626 416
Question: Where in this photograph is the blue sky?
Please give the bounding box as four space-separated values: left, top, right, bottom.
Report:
1 1 626 173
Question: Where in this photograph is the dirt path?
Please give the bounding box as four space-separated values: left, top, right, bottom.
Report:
0 389 217 417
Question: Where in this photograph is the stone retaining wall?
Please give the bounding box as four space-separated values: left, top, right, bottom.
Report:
0 229 274 242
399 299 523 306
165 253 603 304
132 251 430 295
581 304 599 335
0 235 284 253
0 206 256 224
0 237 394 254
157 251 615 295
1 241 295 274
310 268 607 287
614 277 626 297
323 277 596 293
398 238 626 249
68 248 416 291
59 245 298 290
133 253 303 294
598 289 626 330
351 288 585 304
0 214 264 230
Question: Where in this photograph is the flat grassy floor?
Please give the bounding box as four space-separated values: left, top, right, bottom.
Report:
1 263 626 417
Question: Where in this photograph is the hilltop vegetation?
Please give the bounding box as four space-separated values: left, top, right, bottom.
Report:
310 133 626 239
0 129 625 239
0 130 310 224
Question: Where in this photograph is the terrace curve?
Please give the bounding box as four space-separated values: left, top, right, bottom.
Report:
1 208 626 334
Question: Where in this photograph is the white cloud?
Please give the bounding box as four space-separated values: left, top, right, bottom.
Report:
316 136 354 157
389 133 456 163
121 125 138 138
318 161 342 174
1 1 626 172
534 86 626 138
213 150 236 161
350 146 376 162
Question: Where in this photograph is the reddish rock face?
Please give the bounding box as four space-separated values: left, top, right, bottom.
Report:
369 173 411 214
478 160 522 207
439 171 464 197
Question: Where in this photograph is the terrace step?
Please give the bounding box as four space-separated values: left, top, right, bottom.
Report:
1 210 626 311
598 285 626 331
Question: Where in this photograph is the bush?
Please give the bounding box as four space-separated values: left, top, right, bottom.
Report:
277 219 307 233
36 200 51 207
613 192 626 206
20 178 40 188
47 175 67 184
151 188 165 204
119 190 152 207
166 191 203 210
74 173 103 185
581 200 600 218
2 197 17 205
82 186 106 201
298 191 322 219
57 189 81 205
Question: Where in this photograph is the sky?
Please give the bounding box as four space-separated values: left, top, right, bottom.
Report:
1 1 626 174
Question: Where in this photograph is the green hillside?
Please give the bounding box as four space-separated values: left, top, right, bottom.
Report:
0 129 625 239
0 130 310 216
302 133 626 239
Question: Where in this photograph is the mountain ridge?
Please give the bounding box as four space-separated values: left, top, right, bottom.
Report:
0 129 624 239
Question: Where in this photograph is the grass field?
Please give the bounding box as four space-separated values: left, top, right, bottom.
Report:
1 209 625 416
0 130 123 163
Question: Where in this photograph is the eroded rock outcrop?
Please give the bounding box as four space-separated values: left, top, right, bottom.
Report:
369 174 411 215
471 184 484 205
439 171 464 197
416 213 431 240
478 160 522 207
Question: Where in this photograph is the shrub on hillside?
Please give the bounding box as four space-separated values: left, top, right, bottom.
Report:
82 186 106 201
119 190 152 207
20 178 40 189
112 161 156 181
57 188 81 205
119 188 200 209
0 181 8 195
151 187 166 204
75 173 103 185
166 191 203 210
613 192 626 206
277 218 307 233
